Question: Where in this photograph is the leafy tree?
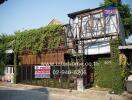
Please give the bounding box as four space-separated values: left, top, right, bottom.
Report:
0 34 14 75
101 0 132 37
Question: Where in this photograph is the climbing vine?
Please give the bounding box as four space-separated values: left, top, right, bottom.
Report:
94 39 129 94
13 25 63 54
12 25 63 83
110 39 124 94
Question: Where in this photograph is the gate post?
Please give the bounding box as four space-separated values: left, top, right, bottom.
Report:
77 78 84 92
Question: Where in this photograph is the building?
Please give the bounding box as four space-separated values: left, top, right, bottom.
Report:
65 5 125 56
0 49 14 82
63 5 125 88
2 6 127 90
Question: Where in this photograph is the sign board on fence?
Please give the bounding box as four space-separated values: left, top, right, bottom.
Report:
35 66 50 78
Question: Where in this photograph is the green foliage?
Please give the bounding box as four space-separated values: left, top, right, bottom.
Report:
94 39 126 94
12 25 63 83
0 34 14 49
13 25 63 54
119 53 129 78
111 62 124 94
20 79 70 89
101 0 121 6
94 58 124 94
110 39 124 94
0 34 14 75
94 58 113 88
13 53 18 83
101 0 132 37
0 61 5 75
110 39 120 62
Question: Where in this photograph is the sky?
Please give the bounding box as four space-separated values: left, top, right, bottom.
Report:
0 0 103 35
0 0 132 36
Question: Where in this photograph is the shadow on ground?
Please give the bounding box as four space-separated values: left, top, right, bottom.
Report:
0 87 49 100
30 87 49 94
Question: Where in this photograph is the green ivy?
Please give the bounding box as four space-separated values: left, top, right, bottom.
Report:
12 25 63 83
110 39 124 94
94 39 126 94
13 25 63 54
94 58 113 88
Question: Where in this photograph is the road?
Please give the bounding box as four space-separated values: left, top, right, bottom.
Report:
0 87 88 100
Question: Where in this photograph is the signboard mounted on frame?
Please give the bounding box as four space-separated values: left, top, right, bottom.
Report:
103 6 117 17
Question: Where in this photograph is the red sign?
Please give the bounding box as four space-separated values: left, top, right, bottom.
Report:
35 66 50 78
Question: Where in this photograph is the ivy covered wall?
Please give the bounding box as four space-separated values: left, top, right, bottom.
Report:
94 39 128 94
94 58 112 88
12 24 64 83
13 24 63 54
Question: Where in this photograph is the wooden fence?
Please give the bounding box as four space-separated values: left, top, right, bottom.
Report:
19 52 65 65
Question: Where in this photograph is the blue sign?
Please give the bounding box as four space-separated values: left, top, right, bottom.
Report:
35 74 50 78
103 6 117 17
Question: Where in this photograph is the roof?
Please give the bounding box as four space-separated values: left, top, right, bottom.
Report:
119 45 132 50
48 18 63 26
68 6 103 19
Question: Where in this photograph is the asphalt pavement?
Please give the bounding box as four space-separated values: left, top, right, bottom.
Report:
0 87 88 100
0 82 132 100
